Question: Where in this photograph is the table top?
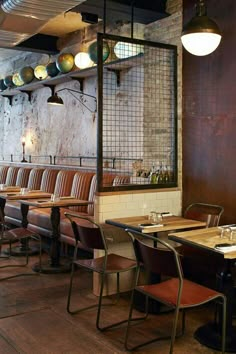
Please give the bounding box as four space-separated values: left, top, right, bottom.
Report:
0 186 21 193
169 227 236 259
19 196 93 208
105 215 206 234
0 190 51 200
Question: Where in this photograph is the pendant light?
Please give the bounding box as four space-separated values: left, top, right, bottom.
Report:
181 0 222 56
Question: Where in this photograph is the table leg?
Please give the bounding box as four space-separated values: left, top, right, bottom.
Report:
33 206 71 274
194 260 236 352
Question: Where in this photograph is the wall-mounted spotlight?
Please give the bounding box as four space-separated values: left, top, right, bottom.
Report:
47 88 97 113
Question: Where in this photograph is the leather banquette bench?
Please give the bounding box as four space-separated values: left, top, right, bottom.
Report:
1 165 130 251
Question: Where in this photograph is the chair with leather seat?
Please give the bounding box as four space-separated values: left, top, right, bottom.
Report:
184 202 224 227
0 209 42 280
65 212 137 331
124 229 226 353
183 203 224 284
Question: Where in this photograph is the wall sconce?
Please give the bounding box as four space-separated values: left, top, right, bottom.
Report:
21 136 27 163
181 0 222 56
47 88 97 113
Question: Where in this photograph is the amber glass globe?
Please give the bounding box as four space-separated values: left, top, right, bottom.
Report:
56 53 74 73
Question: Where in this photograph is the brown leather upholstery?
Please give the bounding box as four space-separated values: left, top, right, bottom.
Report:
68 171 95 213
5 166 20 186
40 168 59 193
0 166 9 184
27 170 77 234
27 168 45 190
15 167 32 187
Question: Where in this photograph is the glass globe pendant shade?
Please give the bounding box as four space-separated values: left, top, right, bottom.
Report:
34 65 48 80
181 32 221 56
74 52 93 69
181 0 222 56
114 42 144 59
12 72 24 87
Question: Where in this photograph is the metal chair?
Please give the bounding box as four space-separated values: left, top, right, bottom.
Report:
124 229 227 353
65 212 137 331
183 203 224 283
184 202 224 227
0 209 42 281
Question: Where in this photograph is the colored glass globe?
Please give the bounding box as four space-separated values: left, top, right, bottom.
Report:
88 41 110 64
4 75 14 88
74 52 93 69
19 66 34 84
114 42 144 59
0 79 7 91
12 72 24 87
46 62 59 77
34 65 48 80
56 53 74 73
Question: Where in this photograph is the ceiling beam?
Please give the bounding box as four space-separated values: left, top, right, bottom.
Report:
15 34 59 54
72 0 169 25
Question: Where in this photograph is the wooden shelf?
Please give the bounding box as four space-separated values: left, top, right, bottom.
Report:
0 54 144 98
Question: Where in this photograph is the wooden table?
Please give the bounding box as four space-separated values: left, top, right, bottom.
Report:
20 197 93 274
105 215 206 235
169 227 236 352
0 190 52 255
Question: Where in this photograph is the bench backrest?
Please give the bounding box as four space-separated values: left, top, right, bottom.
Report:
40 169 59 193
5 166 20 186
27 168 45 190
0 166 9 184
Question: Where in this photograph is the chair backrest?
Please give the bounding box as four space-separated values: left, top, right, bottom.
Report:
15 167 31 187
40 168 59 193
126 229 182 280
65 213 106 251
5 166 20 186
27 168 45 190
184 203 224 227
0 166 9 184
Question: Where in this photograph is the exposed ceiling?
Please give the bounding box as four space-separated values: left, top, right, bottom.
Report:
0 0 168 60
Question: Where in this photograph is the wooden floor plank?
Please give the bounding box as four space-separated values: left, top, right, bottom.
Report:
0 248 221 353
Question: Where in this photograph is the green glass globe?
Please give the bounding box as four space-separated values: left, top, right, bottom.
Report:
88 41 110 64
46 62 59 77
0 79 7 91
56 53 74 73
12 72 24 87
4 75 14 88
19 66 34 84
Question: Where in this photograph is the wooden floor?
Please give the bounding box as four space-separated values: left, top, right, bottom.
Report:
0 247 222 354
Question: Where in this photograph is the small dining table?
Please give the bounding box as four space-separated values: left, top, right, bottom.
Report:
0 190 52 255
169 226 236 352
20 197 93 274
105 214 206 235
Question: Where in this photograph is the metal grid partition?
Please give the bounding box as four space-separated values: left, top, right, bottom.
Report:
97 33 177 192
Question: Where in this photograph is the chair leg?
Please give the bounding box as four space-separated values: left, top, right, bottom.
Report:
221 296 227 354
170 307 180 354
